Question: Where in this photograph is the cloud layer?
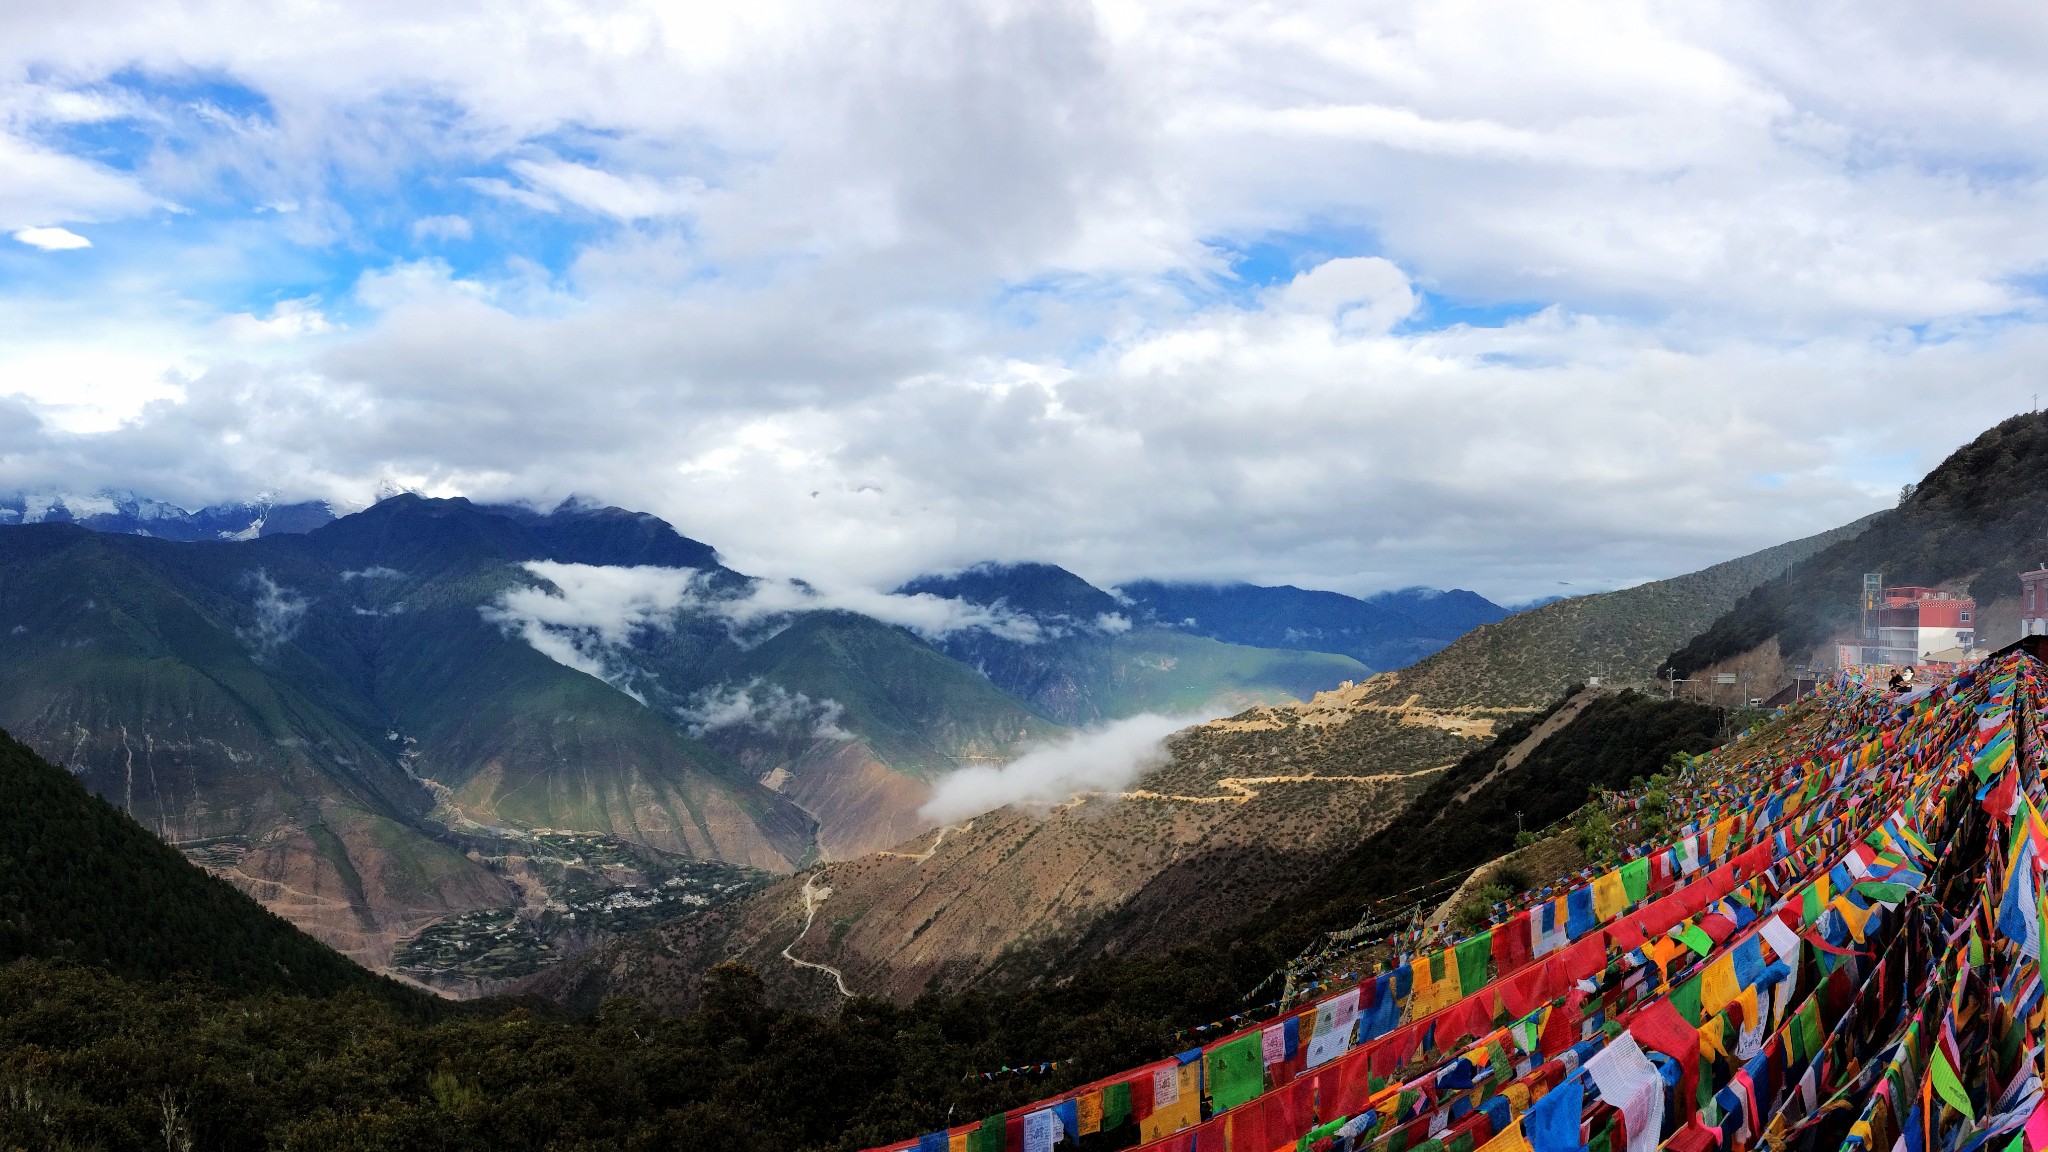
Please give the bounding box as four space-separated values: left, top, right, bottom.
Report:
4 4 2048 599
919 712 1200 824
480 560 1057 700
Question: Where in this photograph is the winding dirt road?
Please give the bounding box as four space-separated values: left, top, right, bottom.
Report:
780 871 853 998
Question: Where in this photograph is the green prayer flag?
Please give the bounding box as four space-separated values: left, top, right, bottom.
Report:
1853 880 1912 904
1620 857 1650 905
1801 884 1823 925
971 1114 1007 1152
1796 1000 1823 1064
1456 931 1493 996
1430 950 1447 983
1449 1132 1477 1152
1205 1033 1266 1113
1100 1082 1131 1130
1677 922 1715 956
1670 974 1703 1027
1997 1012 2025 1078
1487 1041 1514 1084
1931 1047 1975 1122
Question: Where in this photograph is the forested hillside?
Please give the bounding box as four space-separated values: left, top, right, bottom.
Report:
0 728 403 999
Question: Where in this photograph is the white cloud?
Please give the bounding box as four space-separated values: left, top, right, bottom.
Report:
411 214 473 242
918 711 1201 823
677 679 851 740
711 577 1048 643
237 569 309 652
8 2 2048 602
220 298 331 342
1275 257 1416 333
480 561 1053 698
12 226 91 250
508 159 703 221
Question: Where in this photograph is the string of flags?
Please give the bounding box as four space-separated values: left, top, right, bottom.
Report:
871 639 2048 1152
976 1062 1075 1082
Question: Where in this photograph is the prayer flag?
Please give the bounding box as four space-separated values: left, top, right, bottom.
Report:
1205 1033 1266 1112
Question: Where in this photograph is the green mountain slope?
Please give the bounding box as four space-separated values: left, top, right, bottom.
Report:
0 726 403 999
1669 412 2048 677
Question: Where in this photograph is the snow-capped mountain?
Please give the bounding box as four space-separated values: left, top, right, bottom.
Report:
0 492 335 541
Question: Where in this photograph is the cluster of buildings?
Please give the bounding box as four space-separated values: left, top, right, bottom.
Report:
1837 567 2048 668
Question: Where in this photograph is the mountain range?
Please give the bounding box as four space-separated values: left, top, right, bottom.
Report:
0 491 1501 984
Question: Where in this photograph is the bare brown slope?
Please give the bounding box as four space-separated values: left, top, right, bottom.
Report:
519 697 1478 1011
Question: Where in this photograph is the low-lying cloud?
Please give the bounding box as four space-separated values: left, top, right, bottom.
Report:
918 712 1202 824
480 560 1055 702
483 560 1046 667
678 679 851 741
237 569 309 653
479 562 698 700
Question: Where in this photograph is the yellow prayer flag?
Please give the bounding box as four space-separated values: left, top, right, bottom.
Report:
1478 1118 1535 1152
1592 870 1628 921
1139 1063 1201 1143
1078 1090 1102 1136
1832 895 1873 943
1503 1083 1531 1116
1701 953 1740 1019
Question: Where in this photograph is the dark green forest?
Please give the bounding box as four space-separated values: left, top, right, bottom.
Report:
0 692 1721 1152
0 729 402 1001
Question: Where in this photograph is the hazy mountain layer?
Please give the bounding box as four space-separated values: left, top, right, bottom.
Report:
899 562 1372 724
1116 580 1509 670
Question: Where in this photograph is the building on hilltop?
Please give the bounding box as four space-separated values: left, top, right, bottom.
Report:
1837 575 1976 667
2024 566 2048 640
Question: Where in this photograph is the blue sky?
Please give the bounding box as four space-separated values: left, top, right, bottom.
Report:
5 2 2048 601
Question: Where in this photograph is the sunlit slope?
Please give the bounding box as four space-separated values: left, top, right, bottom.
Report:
1358 515 1875 709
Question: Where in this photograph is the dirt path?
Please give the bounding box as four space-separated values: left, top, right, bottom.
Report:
781 871 853 998
1110 766 1448 805
873 820 970 862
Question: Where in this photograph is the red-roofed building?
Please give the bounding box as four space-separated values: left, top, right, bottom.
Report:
1839 581 1976 667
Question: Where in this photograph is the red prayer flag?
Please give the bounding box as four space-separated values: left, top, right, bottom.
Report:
1559 932 1606 982
1627 995 1701 1120
1493 909 1535 977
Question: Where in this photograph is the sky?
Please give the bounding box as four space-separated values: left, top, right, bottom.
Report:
3 1 2048 602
